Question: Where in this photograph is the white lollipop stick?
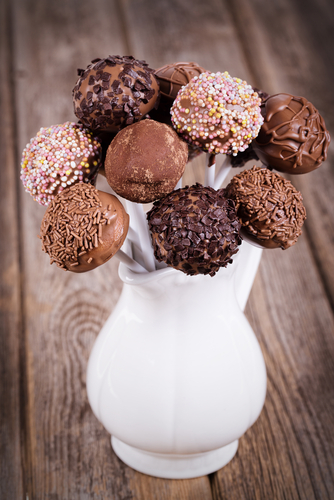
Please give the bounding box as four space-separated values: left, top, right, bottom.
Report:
213 155 232 190
130 202 156 272
175 177 183 190
115 249 147 273
204 153 216 187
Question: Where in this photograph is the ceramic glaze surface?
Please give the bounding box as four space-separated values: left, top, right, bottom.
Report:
86 240 266 478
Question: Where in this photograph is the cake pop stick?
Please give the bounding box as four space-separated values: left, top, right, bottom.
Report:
115 249 147 273
204 153 216 187
128 202 156 272
213 155 232 190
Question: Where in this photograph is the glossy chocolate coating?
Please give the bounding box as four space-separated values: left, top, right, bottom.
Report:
253 93 330 174
147 184 241 276
73 56 159 133
105 120 188 203
40 183 129 272
155 62 206 100
226 166 306 249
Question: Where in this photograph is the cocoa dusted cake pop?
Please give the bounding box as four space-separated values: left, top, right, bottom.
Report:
252 93 330 174
40 183 129 272
225 166 306 249
171 71 263 156
147 184 242 276
72 56 159 133
20 122 102 206
105 120 188 203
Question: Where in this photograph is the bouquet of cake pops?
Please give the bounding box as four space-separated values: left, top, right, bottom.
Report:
20 56 330 276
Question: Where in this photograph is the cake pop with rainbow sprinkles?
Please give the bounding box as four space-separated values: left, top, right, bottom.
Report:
171 71 263 156
20 122 102 206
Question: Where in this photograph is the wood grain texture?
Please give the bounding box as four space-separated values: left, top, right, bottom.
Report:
0 1 24 498
2 0 334 498
228 0 334 310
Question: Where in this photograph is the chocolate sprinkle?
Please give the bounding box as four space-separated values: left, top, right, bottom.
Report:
225 166 307 249
147 184 242 276
40 183 113 270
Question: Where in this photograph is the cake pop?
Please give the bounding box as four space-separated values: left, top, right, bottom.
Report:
252 93 330 174
225 166 306 249
72 56 159 133
20 122 101 206
105 120 188 203
147 183 242 276
40 183 129 272
171 71 263 156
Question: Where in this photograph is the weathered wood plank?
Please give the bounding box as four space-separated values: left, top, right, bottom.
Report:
11 0 213 497
121 0 334 498
228 0 334 310
0 1 24 498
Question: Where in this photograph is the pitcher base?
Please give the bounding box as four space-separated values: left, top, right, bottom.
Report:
111 437 238 479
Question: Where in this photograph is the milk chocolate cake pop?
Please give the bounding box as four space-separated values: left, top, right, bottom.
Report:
147 184 242 276
171 71 263 155
40 183 129 272
253 93 330 174
105 120 188 203
73 56 159 133
225 166 306 249
20 122 101 206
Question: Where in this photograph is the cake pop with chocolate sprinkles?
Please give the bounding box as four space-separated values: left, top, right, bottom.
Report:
225 166 306 249
171 71 263 156
105 120 188 203
39 183 129 272
73 55 159 133
253 93 330 174
20 122 101 206
147 184 242 276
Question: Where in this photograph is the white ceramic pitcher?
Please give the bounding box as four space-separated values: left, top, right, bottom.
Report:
86 241 266 479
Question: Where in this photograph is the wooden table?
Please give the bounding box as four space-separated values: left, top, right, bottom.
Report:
1 0 334 498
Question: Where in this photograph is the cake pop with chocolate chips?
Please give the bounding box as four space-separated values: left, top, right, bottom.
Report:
40 183 129 272
253 93 330 174
73 55 159 133
225 166 306 249
147 183 242 276
171 71 263 156
20 122 101 206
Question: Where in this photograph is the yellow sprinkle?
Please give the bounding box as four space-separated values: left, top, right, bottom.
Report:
85 163 89 167
66 170 71 176
187 127 192 132
93 161 98 166
215 113 221 119
80 161 85 166
185 109 190 114
231 128 236 133
207 97 212 101
192 119 196 124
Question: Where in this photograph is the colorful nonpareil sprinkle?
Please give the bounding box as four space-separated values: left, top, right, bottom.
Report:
20 122 102 206
171 71 263 155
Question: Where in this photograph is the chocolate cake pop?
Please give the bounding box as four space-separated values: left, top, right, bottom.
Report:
72 56 159 133
147 184 242 276
105 120 188 203
252 93 330 174
150 62 206 125
40 183 129 272
20 122 101 206
225 166 306 249
171 71 263 156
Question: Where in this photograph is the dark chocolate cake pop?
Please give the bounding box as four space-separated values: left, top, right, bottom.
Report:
147 184 242 276
253 93 330 174
73 56 159 133
105 120 188 203
40 183 129 272
225 166 306 249
20 122 101 206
